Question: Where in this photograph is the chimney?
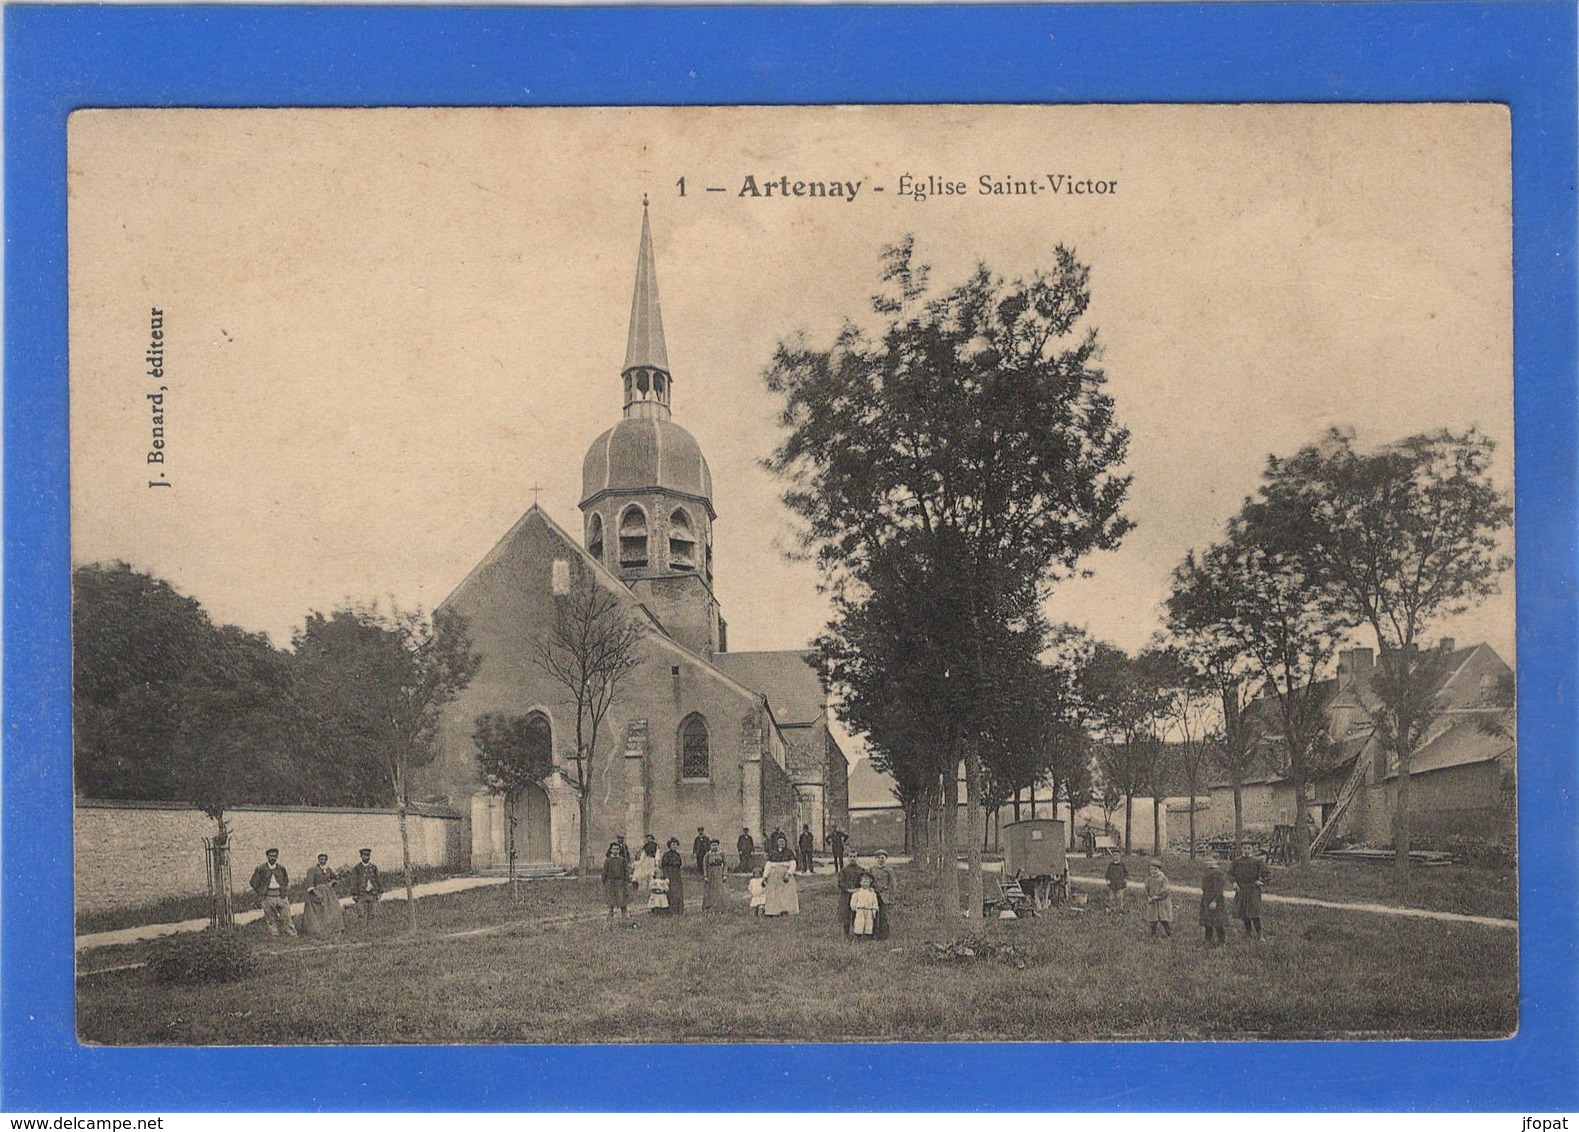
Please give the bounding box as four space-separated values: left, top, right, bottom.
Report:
1338 647 1375 688
1438 637 1456 654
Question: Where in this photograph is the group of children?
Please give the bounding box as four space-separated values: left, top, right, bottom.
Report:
1103 850 1270 946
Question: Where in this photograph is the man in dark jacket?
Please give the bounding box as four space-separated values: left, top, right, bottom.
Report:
827 827 849 874
350 847 382 927
837 852 866 937
693 827 711 875
797 824 815 873
736 828 756 873
249 848 296 937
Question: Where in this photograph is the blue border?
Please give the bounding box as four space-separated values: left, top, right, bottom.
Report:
7 3 1576 1112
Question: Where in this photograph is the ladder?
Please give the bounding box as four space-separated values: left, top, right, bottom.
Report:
1310 745 1373 854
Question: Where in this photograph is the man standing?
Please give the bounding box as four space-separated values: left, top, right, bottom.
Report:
736 827 756 873
1104 854 1130 913
867 848 898 940
797 824 815 873
837 850 866 937
693 827 711 876
249 848 296 937
351 847 382 926
827 826 849 874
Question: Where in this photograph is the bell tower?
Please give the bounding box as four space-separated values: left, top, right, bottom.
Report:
579 202 724 655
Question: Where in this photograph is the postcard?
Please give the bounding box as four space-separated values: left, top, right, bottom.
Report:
66 105 1518 1047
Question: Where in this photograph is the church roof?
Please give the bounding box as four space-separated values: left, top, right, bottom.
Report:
623 205 670 375
580 416 714 514
714 650 826 726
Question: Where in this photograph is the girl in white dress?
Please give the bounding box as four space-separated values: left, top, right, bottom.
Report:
849 873 880 938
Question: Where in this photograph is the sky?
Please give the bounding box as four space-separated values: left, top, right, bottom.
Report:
69 106 1516 757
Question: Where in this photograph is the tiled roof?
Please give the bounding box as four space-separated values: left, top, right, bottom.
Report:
714 650 827 726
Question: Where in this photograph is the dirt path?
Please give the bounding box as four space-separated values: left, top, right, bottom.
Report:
75 875 515 952
1067 875 1516 929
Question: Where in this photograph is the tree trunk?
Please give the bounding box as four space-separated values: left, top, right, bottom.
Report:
938 764 959 924
1394 741 1413 878
1290 760 1312 868
1152 796 1162 856
1187 774 1198 859
578 790 594 878
1232 778 1244 844
398 798 417 933
507 804 519 902
1012 793 1022 822
963 737 984 921
1123 792 1133 853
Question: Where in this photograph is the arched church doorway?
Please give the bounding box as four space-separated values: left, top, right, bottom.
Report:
509 781 553 862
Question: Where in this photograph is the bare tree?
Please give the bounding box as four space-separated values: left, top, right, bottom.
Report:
531 567 646 876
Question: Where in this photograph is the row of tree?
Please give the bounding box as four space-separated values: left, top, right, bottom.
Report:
75 554 650 893
74 561 482 925
763 238 1510 921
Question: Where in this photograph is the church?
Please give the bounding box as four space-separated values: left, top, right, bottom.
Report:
418 206 850 870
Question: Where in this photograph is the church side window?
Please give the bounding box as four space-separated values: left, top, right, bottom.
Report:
668 508 696 572
587 513 604 564
619 506 649 568
680 714 709 780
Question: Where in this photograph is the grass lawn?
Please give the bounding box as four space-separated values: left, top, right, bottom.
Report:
78 866 1517 1044
1063 853 1518 921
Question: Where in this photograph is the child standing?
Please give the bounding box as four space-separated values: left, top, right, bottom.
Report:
748 868 767 916
1144 861 1173 938
849 873 880 939
601 841 631 926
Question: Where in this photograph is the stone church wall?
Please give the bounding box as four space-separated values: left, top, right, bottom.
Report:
75 799 461 914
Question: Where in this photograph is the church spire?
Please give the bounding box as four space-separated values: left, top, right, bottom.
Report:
622 198 672 420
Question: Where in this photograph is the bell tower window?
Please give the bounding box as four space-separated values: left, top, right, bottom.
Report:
619 506 649 568
668 508 696 572
587 513 605 563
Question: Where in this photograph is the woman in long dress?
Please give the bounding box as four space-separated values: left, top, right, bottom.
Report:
301 854 344 938
762 831 800 917
660 837 687 915
702 839 728 911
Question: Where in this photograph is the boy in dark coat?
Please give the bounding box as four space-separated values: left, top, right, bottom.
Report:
1199 858 1228 947
1104 855 1130 913
1229 844 1269 938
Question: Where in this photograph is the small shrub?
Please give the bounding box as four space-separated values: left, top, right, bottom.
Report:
148 928 256 986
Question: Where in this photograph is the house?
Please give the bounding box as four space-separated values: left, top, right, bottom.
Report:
1205 641 1515 847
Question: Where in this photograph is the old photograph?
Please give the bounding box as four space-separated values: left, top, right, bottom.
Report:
69 105 1516 1043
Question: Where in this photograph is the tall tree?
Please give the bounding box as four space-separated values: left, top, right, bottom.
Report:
293 605 480 930
473 713 555 894
1082 643 1169 853
1148 640 1225 858
1167 507 1349 865
1257 427 1512 873
765 238 1132 920
530 566 646 877
1165 567 1263 846
73 561 302 812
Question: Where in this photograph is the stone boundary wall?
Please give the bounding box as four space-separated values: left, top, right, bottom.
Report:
75 799 464 914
